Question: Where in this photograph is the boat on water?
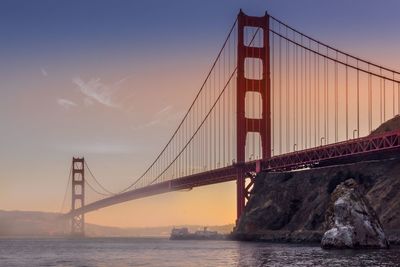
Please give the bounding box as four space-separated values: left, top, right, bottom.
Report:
170 227 226 240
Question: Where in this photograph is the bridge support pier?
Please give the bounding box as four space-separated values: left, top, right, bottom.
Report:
236 9 271 221
236 163 258 223
236 171 246 221
71 157 85 237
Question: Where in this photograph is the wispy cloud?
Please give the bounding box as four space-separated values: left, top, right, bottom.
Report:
132 106 184 131
156 105 173 116
41 67 48 77
73 77 120 108
57 98 77 109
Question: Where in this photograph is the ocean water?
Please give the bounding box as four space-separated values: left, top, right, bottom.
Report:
0 237 399 267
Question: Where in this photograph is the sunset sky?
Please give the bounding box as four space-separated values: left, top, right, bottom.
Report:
1 0 400 228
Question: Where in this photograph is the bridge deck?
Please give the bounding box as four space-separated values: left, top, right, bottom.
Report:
66 129 400 217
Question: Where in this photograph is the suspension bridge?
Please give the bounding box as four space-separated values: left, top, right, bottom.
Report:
61 10 400 236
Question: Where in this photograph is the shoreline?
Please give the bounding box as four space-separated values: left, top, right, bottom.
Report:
232 230 400 245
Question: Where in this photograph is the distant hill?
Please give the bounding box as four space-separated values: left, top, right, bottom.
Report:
0 210 234 237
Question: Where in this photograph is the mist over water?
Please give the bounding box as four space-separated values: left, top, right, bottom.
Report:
0 238 399 266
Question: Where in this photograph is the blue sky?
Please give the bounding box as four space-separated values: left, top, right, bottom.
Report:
2 0 400 62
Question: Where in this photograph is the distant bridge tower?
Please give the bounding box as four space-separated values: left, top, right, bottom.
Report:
71 157 85 236
236 10 271 220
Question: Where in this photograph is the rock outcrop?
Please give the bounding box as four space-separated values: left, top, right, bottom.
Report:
321 179 389 249
233 158 400 243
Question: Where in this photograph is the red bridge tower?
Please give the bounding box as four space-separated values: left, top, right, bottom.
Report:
236 10 271 220
71 157 85 236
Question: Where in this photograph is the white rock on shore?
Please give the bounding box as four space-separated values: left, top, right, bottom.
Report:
321 179 389 249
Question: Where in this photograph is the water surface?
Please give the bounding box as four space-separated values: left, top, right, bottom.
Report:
0 237 399 266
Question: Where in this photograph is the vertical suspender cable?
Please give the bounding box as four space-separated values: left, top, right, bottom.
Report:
304 37 307 149
393 72 396 117
271 26 275 156
317 44 320 144
214 63 217 167
279 26 282 154
357 60 360 137
324 49 327 144
218 49 221 166
326 48 329 143
227 30 231 164
293 30 297 150
398 82 400 115
300 36 303 149
335 51 338 142
314 46 317 147
308 39 312 147
380 68 383 124
345 57 349 140
286 28 290 152
295 38 298 148
368 64 372 133
383 77 386 122
223 36 226 166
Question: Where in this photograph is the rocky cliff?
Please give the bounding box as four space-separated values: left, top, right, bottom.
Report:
234 158 400 244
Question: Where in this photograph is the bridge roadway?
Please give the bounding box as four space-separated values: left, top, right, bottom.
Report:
66 129 400 218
